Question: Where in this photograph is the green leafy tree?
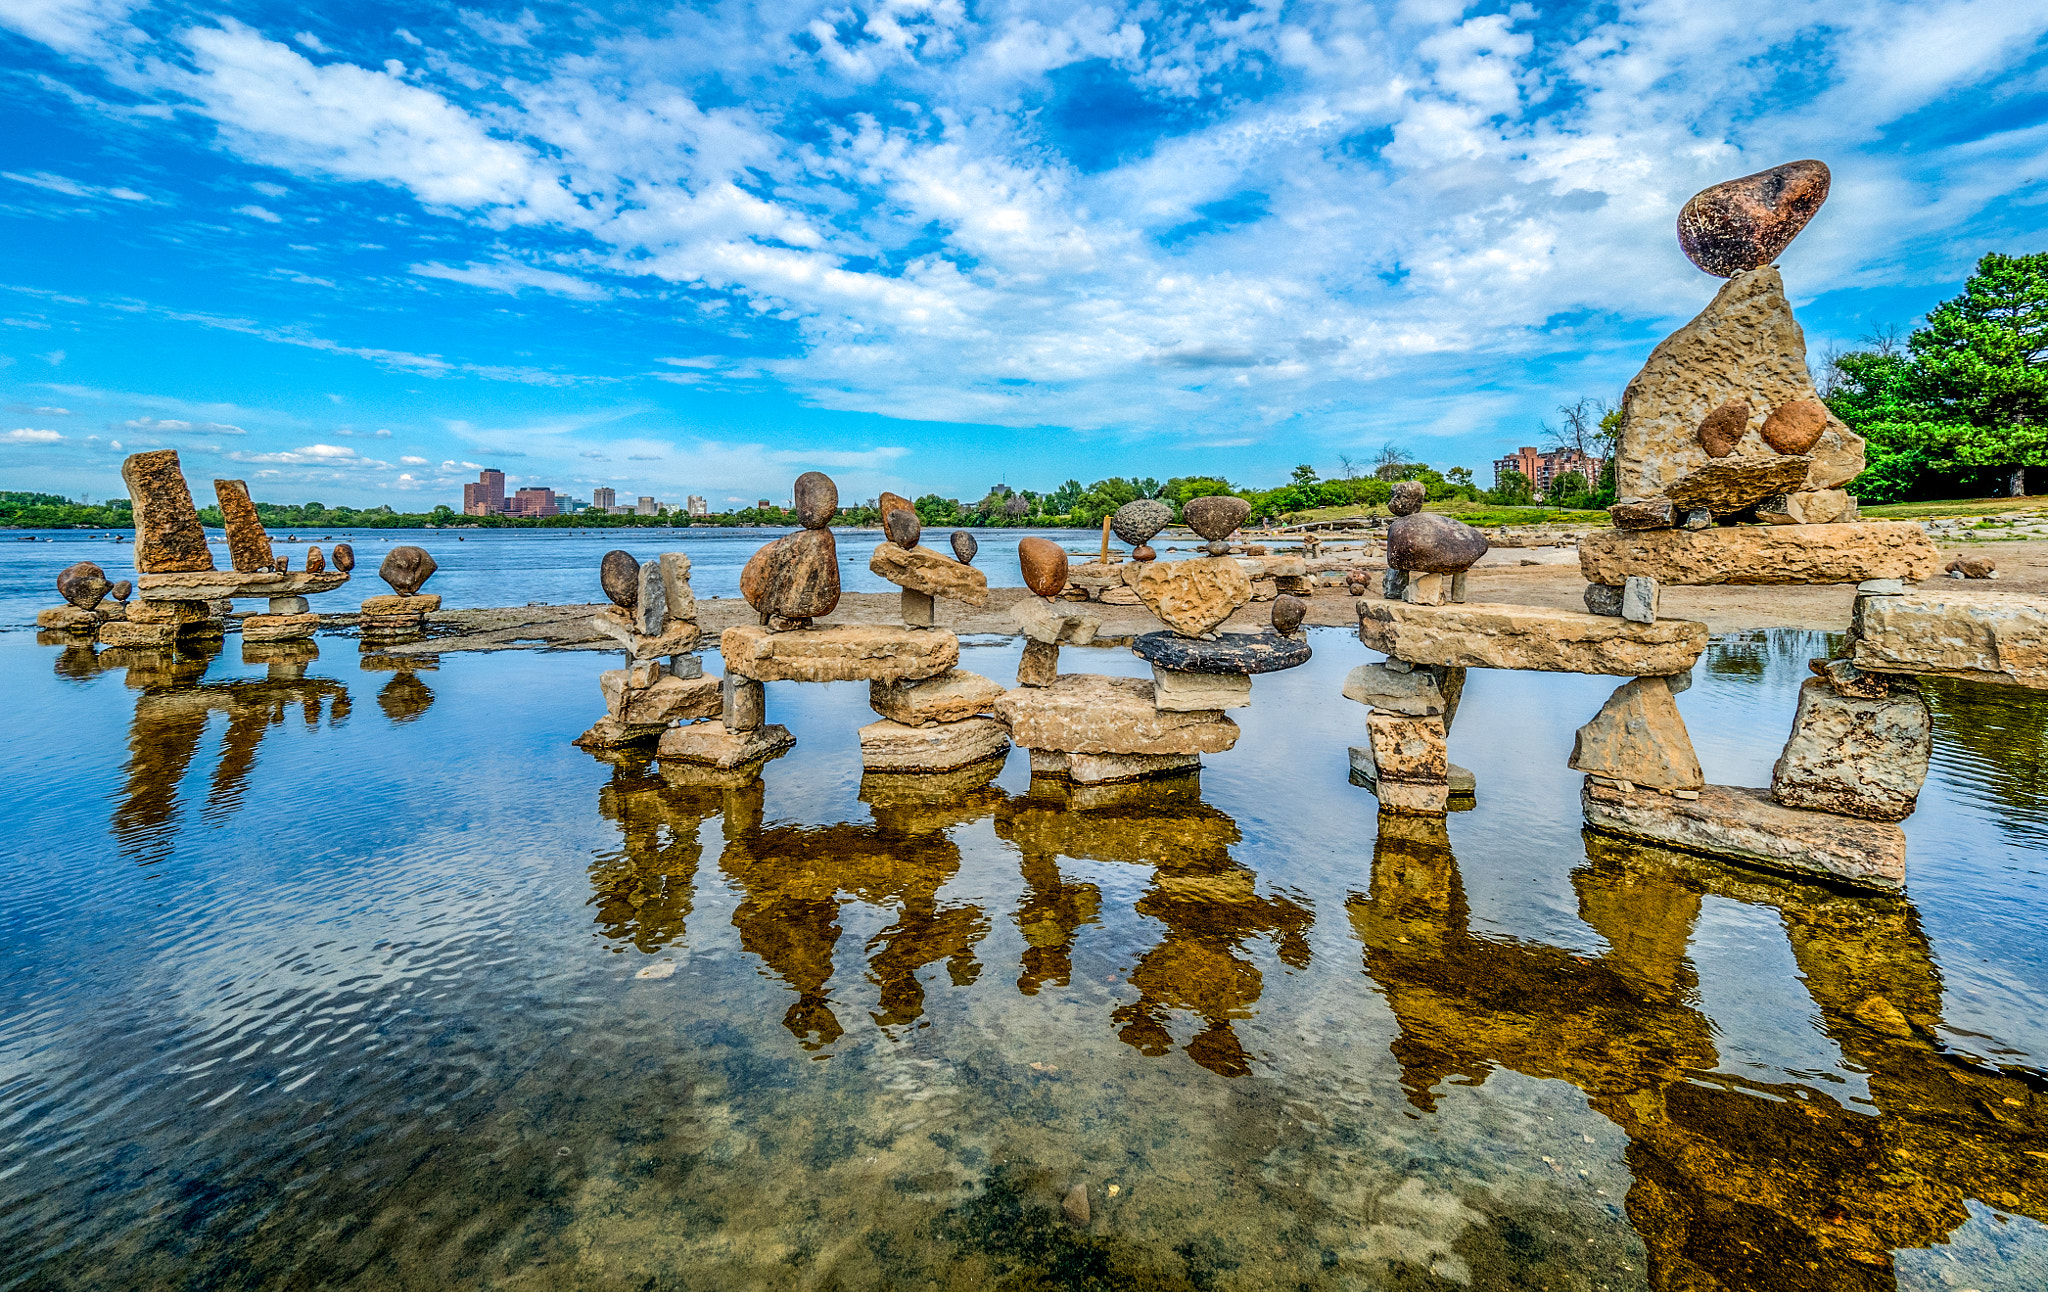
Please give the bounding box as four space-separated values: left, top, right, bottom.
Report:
1290 464 1319 487
1547 469 1591 508
1489 469 1534 506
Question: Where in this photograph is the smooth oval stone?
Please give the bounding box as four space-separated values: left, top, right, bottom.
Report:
600 550 640 608
741 527 840 619
1182 494 1250 542
331 542 355 573
793 471 839 529
56 561 110 609
379 545 437 596
304 545 325 574
1017 536 1069 598
1133 545 1156 562
1131 630 1312 675
879 491 915 524
1386 512 1489 574
1272 593 1306 636
1388 481 1425 516
1111 498 1172 547
884 507 921 549
1697 398 1751 457
1677 160 1831 277
1761 398 1828 455
110 579 132 601
950 530 978 564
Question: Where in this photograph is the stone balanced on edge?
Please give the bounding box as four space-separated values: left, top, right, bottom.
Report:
576 550 717 752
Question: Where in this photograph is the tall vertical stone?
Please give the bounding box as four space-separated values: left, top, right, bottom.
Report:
212 479 274 572
634 559 668 635
121 450 214 572
1569 676 1704 791
1770 677 1931 821
659 552 696 623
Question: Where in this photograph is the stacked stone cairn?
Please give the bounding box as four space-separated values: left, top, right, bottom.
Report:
576 548 717 749
103 450 350 649
1562 160 1975 890
358 546 436 645
38 562 131 637
858 491 1011 774
995 496 1311 785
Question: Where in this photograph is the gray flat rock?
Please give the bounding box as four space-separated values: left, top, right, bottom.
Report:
1130 630 1311 674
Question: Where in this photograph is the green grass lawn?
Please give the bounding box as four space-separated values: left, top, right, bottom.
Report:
1857 495 2048 520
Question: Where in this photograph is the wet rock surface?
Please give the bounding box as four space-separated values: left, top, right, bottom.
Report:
1677 159 1831 278
1131 630 1310 674
1770 676 1931 821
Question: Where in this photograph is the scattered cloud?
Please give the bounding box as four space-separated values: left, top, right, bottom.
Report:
3 170 151 202
6 428 63 442
234 204 283 222
120 416 246 435
399 454 428 464
411 259 609 300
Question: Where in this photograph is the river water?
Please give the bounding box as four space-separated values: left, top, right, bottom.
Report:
3 577 2047 1288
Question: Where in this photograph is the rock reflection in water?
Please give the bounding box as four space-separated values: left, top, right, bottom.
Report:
1354 811 2048 1291
360 651 439 724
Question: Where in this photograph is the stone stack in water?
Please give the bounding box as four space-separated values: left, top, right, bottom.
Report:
358 547 439 645
739 472 840 630
38 561 125 637
1340 659 1470 813
576 549 716 750
856 493 1010 773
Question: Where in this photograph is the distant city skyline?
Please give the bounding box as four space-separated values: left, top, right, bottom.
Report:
3 0 2042 507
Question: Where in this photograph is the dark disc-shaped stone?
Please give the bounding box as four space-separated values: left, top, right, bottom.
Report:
1131 631 1311 675
332 543 355 572
1388 481 1425 516
740 527 840 619
793 471 839 529
57 561 110 609
1697 398 1750 457
110 579 132 601
1182 494 1250 542
884 507 922 549
1017 536 1069 598
304 545 325 573
1761 398 1828 455
1677 160 1831 277
600 550 640 608
380 545 437 596
1386 512 1489 573
1111 498 1172 547
950 530 978 564
1271 594 1306 636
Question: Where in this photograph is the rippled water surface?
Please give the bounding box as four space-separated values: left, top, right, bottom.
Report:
5 622 2048 1291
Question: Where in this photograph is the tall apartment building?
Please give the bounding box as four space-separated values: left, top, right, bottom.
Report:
592 487 616 511
462 468 506 515
505 486 559 517
1493 446 1604 499
635 496 658 516
686 495 708 517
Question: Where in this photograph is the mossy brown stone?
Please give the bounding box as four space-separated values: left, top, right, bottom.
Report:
57 561 110 609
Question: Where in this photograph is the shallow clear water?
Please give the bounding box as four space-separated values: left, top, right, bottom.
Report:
4 621 2048 1291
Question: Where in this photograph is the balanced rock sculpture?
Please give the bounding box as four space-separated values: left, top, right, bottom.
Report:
951 530 977 564
1112 499 1172 550
1677 160 1830 279
304 546 325 574
361 545 440 644
213 479 275 572
1182 495 1249 556
380 546 436 596
741 472 841 627
332 544 355 573
121 449 213 573
577 550 715 750
1388 481 1425 516
57 561 110 609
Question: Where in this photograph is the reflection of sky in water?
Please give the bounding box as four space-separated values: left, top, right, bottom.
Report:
3 623 2048 1289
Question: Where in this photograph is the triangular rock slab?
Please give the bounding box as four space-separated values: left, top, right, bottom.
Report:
1569 676 1704 791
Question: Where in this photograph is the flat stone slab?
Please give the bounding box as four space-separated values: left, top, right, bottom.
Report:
869 669 1007 725
36 606 98 631
1359 601 1706 675
869 542 990 606
1130 631 1311 674
1579 522 1937 586
1151 665 1252 711
657 721 795 770
721 623 958 683
1349 746 1474 808
139 570 350 601
591 613 702 660
242 613 321 642
1581 778 1905 891
994 673 1240 755
601 671 722 726
1850 589 2048 688
1030 749 1201 785
361 594 442 615
858 716 1010 773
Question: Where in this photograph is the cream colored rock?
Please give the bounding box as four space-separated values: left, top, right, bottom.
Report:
1362 711 1449 814
1065 561 1126 594
241 613 321 643
858 716 1010 773
1615 266 1865 499
994 674 1240 755
1350 747 1474 796
1359 601 1707 675
1018 640 1059 686
1011 596 1100 645
1135 556 1252 637
1849 590 2048 688
36 606 98 631
1099 585 1143 606
659 553 697 622
1770 677 1930 821
869 542 990 605
601 671 722 726
657 721 795 769
869 669 1007 725
720 624 957 683
1150 665 1252 711
1030 749 1200 784
1569 677 1703 791
1582 779 1904 890
98 620 189 647
1756 488 1854 525
1579 522 1937 586
127 598 213 625
590 613 702 660
138 570 348 601
360 594 442 615
1342 663 1451 716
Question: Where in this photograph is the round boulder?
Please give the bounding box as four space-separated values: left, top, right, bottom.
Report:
380 545 438 596
600 550 640 608
332 542 355 573
741 528 840 619
1017 536 1069 598
1111 498 1172 548
884 507 922 549
56 561 110 609
1388 481 1426 516
1182 495 1250 542
793 471 839 529
1761 399 1829 455
950 530 978 564
1677 160 1831 278
1387 512 1488 574
1697 398 1751 458
1272 593 1306 636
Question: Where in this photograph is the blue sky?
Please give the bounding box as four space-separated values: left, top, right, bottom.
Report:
2 0 2045 510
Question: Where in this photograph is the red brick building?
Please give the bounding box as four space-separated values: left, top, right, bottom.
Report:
505 487 559 518
1492 447 1604 499
462 468 506 515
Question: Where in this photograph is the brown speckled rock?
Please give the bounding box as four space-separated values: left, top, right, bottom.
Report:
884 507 922 549
950 530 977 564
1272 594 1305 636
304 545 325 574
1182 495 1250 542
1677 160 1831 278
1761 398 1829 455
1111 498 1172 547
1696 398 1749 458
331 543 354 573
879 492 915 525
1386 512 1488 573
1388 481 1425 516
110 579 132 601
57 561 110 609
741 528 840 620
600 550 640 608
1017 536 1069 598
793 471 838 528
380 545 437 596
121 450 214 573
212 478 275 572
1665 455 1812 516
